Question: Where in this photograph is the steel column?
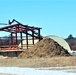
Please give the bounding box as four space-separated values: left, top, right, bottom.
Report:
16 32 18 47
20 32 23 48
26 31 28 49
38 29 40 41
11 32 13 47
32 30 34 45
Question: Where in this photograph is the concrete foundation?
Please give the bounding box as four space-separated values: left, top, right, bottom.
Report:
0 51 22 57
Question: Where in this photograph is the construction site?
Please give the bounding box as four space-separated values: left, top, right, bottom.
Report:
0 19 42 57
0 19 76 75
0 19 76 58
0 19 74 58
0 0 76 75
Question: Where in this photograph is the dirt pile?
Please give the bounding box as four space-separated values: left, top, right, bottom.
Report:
18 38 70 58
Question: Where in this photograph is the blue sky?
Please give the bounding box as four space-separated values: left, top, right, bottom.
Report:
0 0 76 38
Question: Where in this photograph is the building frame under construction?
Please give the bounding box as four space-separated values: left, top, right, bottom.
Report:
0 19 42 51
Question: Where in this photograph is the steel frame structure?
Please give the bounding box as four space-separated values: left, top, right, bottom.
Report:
0 19 42 50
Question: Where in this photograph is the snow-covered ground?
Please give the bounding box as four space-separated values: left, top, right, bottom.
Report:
0 67 76 75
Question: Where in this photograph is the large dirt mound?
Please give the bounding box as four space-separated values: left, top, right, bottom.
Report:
18 38 70 58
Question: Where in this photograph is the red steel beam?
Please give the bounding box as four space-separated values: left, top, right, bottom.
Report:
11 32 13 47
26 31 28 49
16 32 18 46
0 24 19 30
32 30 34 45
20 32 23 48
38 29 41 41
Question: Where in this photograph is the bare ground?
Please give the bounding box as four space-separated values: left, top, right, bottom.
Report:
1 56 76 75
0 56 76 67
0 74 14 75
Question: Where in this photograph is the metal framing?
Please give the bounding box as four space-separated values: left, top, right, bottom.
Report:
0 19 42 50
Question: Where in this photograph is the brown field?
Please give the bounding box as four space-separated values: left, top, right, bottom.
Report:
1 56 76 75
0 56 76 67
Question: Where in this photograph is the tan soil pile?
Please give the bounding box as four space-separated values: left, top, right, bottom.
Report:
18 38 70 58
